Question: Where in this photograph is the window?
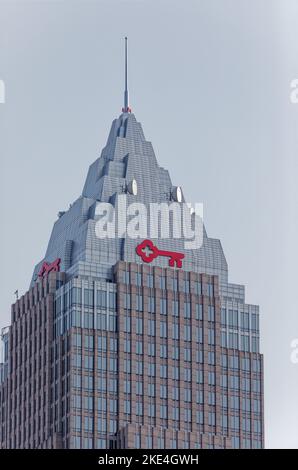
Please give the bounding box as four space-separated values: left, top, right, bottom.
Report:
72 288 82 305
184 347 191 362
184 408 192 422
124 293 131 310
184 388 191 402
109 378 117 392
110 337 117 352
208 412 215 426
230 395 239 409
172 345 179 360
109 358 117 372
84 375 93 390
124 339 131 353
124 359 131 374
148 363 155 377
208 392 215 406
148 342 155 356
172 323 179 340
196 390 203 404
172 366 179 380
172 299 179 316
228 332 238 349
136 361 143 375
160 384 167 399
228 309 238 329
160 321 167 338
136 295 143 312
221 308 226 325
241 312 249 330
136 401 143 416
208 371 215 385
196 327 203 343
160 276 166 290
136 341 143 355
242 398 251 412
160 298 167 315
172 386 179 401
136 318 143 335
160 404 167 419
195 304 203 320
251 313 259 332
207 283 214 297
84 355 94 370
242 417 251 432
148 274 154 288
109 419 117 433
98 397 107 411
208 351 215 365
124 380 131 394
184 368 191 382
97 290 106 308
184 302 191 318
97 355 107 371
109 292 116 310
230 415 239 430
148 383 155 397
208 305 215 322
123 271 130 284
184 278 190 293
229 355 239 369
252 336 259 353
148 404 155 418
124 316 131 333
148 296 155 313
196 411 204 424
172 277 178 291
195 281 202 295
124 400 131 414
221 331 227 347
74 415 81 431
196 370 203 384
109 399 117 413
230 375 239 390
136 381 143 395
208 329 215 345
160 344 167 358
136 272 142 287
172 407 179 421
148 319 155 336
160 365 167 378
241 335 250 352
184 325 191 341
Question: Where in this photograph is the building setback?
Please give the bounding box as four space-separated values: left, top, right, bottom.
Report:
0 46 264 449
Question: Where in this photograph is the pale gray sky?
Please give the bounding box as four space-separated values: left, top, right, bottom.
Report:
0 0 298 449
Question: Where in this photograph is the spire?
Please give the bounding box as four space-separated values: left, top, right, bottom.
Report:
122 37 131 113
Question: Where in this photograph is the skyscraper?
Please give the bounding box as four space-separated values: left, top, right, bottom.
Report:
0 40 264 450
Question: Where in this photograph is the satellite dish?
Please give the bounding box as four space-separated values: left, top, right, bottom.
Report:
172 186 182 202
127 178 138 195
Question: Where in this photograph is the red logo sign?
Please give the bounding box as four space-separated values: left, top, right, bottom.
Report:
136 240 184 268
38 258 61 278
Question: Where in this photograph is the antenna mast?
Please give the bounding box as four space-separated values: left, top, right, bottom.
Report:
122 37 131 113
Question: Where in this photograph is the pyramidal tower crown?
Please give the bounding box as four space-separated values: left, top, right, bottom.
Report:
30 39 228 287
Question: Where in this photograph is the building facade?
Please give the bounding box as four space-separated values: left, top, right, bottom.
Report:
0 92 264 449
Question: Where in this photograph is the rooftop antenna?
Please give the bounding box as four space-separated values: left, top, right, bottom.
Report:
122 37 131 113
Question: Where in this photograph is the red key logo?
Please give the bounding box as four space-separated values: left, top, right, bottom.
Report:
136 240 185 268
